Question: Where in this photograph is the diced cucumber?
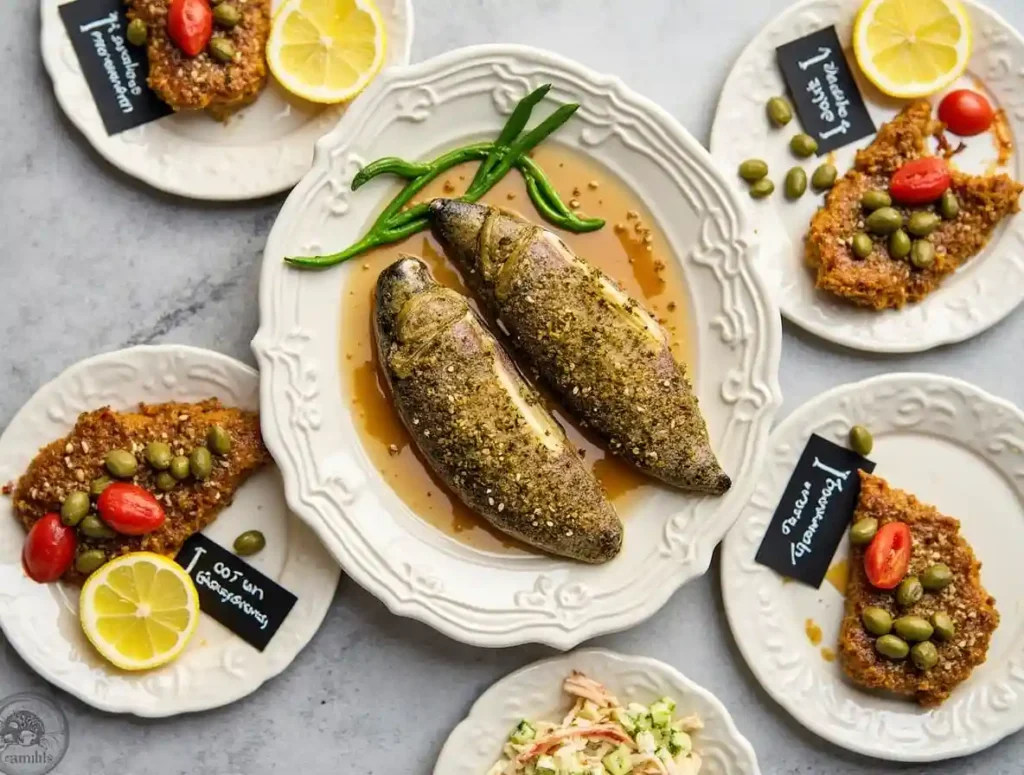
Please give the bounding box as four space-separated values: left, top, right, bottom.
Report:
509 720 536 745
578 700 601 721
602 746 633 775
588 765 607 775
633 711 653 732
669 730 693 756
658 696 677 712
535 755 557 775
636 730 657 754
613 708 637 734
649 700 672 728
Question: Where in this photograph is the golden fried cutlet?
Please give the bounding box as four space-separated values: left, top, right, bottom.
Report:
806 102 1022 309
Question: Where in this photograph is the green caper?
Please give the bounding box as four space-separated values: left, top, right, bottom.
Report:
784 167 808 200
60 491 91 527
738 159 769 182
910 641 939 671
126 18 148 47
170 455 191 481
896 576 924 607
849 425 873 456
911 239 935 269
939 189 960 220
790 133 819 158
156 471 178 492
893 615 934 642
766 96 794 127
888 229 912 260
875 634 909 660
89 475 112 498
811 164 837 190
865 207 904 236
749 179 775 199
145 441 173 471
849 518 879 546
79 515 116 539
209 37 237 63
190 447 213 480
861 606 892 636
851 232 874 260
906 211 941 237
75 550 108 576
921 562 953 591
233 530 267 557
861 189 892 211
931 612 955 641
213 2 241 26
207 425 232 456
105 449 137 479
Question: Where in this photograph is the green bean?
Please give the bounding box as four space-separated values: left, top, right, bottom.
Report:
470 84 552 188
351 157 431 189
522 163 604 232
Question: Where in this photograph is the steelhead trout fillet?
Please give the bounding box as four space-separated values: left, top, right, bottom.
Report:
373 257 623 563
428 200 730 495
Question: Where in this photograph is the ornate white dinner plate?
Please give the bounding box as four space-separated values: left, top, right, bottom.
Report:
433 649 761 775
710 0 1024 353
721 373 1024 761
254 44 782 648
39 0 413 200
0 345 340 717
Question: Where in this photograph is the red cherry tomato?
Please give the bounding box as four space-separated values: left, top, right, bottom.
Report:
97 482 166 536
23 513 77 583
167 0 213 57
938 89 995 137
889 158 952 205
863 522 912 590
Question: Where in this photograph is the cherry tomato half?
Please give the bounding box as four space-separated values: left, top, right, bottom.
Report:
938 89 995 137
863 521 912 590
23 513 77 583
97 482 166 536
889 158 951 205
168 0 213 57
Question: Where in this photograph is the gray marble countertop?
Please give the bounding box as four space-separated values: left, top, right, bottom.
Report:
3 0 1024 773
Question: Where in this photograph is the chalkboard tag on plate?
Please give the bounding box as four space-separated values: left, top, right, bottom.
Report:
59 0 173 135
176 533 298 652
755 434 876 588
776 26 876 155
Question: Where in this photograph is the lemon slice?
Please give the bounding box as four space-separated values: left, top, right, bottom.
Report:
853 0 972 99
80 552 200 672
267 0 387 104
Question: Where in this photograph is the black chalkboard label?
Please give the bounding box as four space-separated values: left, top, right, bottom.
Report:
755 434 876 588
176 533 297 652
59 0 173 135
776 26 876 155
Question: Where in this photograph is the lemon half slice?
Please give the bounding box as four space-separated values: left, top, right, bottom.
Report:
80 552 200 672
267 0 387 104
853 0 972 99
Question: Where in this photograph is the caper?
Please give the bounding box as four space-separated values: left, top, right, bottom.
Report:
784 167 807 200
190 447 213 480
126 18 148 47
851 232 874 260
749 179 775 199
75 550 108 576
60 491 91 527
931 612 955 641
849 518 878 546
209 37 237 63
169 455 191 481
156 471 178 492
861 189 892 211
738 159 769 182
875 634 909 660
849 425 873 456
105 449 137 479
90 475 112 498
811 164 837 191
906 211 941 237
145 441 173 471
790 133 819 158
911 239 935 269
80 515 117 539
893 615 934 642
910 641 939 671
896 576 924 607
233 530 267 557
888 229 911 260
939 189 960 220
865 207 904 236
921 562 953 591
207 424 232 456
213 2 241 26
861 606 892 636
766 96 794 127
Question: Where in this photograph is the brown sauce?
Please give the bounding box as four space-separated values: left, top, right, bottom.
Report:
821 646 836 663
805 618 823 646
340 144 695 553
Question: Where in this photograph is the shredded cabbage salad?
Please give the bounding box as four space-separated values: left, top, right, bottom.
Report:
487 672 704 775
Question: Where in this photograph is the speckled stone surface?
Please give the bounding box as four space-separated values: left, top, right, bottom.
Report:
3 1 1024 773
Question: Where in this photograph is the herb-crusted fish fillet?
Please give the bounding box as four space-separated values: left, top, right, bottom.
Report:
428 200 730 495
374 257 623 563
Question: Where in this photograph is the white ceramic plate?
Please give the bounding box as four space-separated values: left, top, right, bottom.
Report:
710 0 1024 353
253 44 782 649
721 373 1024 761
39 0 413 201
434 649 761 775
0 345 340 717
